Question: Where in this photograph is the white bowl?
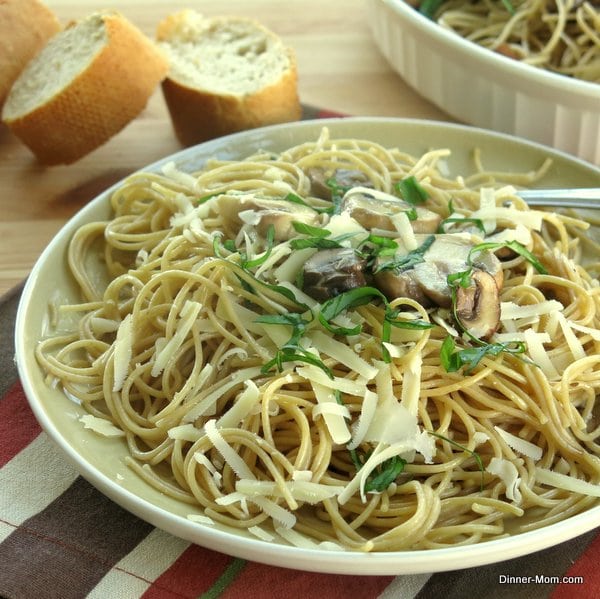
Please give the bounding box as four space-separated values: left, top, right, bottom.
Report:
367 0 600 165
15 118 600 575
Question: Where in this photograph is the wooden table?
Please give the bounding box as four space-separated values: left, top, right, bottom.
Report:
0 0 453 297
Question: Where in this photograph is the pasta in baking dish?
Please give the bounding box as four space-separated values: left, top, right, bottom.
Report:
413 0 600 83
37 128 600 551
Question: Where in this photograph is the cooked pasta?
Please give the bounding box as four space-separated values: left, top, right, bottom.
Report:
414 0 600 82
36 128 600 552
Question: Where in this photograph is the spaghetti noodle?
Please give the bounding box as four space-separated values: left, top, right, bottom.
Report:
36 129 600 551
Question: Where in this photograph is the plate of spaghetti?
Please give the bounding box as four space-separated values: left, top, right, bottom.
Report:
367 0 600 164
15 118 600 574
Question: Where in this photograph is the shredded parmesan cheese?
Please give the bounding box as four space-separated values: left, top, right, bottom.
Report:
556 312 585 361
535 468 600 497
90 317 119 335
183 367 262 421
494 427 542 461
275 526 318 548
204 419 255 480
473 432 490 446
112 314 133 392
391 212 417 250
152 301 202 377
347 389 379 450
487 457 522 502
303 378 351 445
568 321 600 341
79 415 125 437
236 479 345 504
478 187 497 234
168 423 203 442
217 380 260 429
470 206 544 231
312 402 352 420
187 514 215 526
296 364 368 396
248 526 275 541
308 330 379 380
247 495 296 529
400 352 422 416
500 300 563 321
524 329 559 380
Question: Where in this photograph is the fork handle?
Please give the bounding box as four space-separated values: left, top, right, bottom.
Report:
516 189 600 209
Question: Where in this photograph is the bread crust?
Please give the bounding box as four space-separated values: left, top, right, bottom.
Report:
158 14 302 146
0 0 61 107
3 12 168 165
162 49 302 146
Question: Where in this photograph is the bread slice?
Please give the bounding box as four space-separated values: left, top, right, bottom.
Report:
0 0 61 109
156 11 301 146
2 11 168 165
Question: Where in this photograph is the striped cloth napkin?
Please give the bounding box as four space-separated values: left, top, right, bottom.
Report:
2 109 600 598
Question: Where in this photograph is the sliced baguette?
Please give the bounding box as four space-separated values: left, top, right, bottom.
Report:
156 11 301 146
0 0 61 109
2 11 168 165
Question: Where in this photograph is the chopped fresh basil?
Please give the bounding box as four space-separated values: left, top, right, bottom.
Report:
501 0 516 15
222 239 237 253
364 455 407 492
326 177 352 215
196 191 221 204
359 234 400 259
257 312 333 377
318 286 431 361
282 192 316 210
385 308 435 330
469 240 548 275
319 287 387 335
373 234 436 273
419 0 445 18
255 313 306 327
419 0 513 20
292 222 330 237
290 222 358 250
290 237 346 250
438 217 487 234
241 224 276 269
395 175 429 205
440 335 527 374
350 449 407 493
447 268 473 290
228 262 310 311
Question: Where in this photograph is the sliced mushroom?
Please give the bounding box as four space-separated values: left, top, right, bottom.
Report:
373 264 432 306
412 261 455 307
472 249 504 290
341 188 442 234
218 195 320 241
455 269 501 339
307 168 373 200
372 234 504 310
302 248 367 302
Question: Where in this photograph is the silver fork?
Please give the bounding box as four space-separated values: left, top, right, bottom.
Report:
515 188 600 209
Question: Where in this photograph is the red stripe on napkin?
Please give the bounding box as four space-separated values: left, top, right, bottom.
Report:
0 381 41 467
219 561 394 599
550 531 600 599
142 544 233 598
